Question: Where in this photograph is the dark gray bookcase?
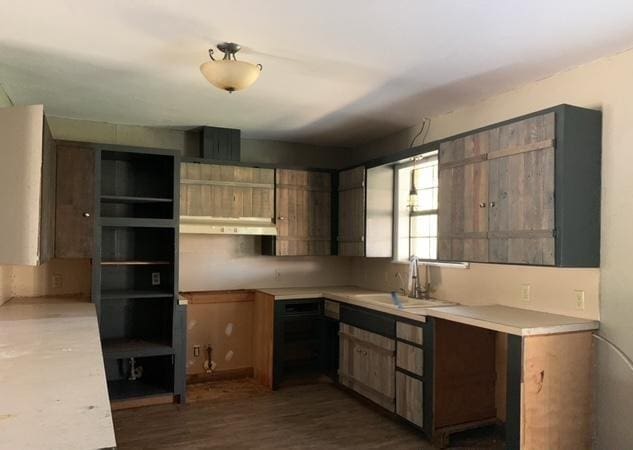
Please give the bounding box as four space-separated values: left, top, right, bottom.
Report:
92 145 186 404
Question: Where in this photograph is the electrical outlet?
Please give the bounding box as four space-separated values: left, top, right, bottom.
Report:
575 290 585 310
193 345 200 357
151 272 160 286
521 284 531 302
274 269 281 281
52 273 63 289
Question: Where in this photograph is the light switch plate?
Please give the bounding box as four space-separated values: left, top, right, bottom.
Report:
151 272 161 286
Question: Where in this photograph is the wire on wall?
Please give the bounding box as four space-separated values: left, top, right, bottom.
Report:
593 333 633 374
409 117 431 148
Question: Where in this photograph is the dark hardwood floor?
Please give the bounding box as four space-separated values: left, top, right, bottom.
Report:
113 380 502 449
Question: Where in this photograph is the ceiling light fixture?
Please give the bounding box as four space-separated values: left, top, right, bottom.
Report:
200 42 262 93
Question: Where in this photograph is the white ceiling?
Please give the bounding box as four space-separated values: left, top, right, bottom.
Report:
1 1 633 147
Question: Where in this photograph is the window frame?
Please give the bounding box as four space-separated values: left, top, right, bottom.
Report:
392 150 439 262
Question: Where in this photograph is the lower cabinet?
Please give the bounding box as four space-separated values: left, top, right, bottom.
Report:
338 323 396 411
396 371 424 427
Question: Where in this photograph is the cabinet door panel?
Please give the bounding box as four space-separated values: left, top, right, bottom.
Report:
489 114 555 265
55 144 94 258
396 371 424 427
438 160 489 262
338 166 365 256
276 169 331 256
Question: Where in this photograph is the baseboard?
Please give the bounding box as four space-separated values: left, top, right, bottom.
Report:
111 394 175 411
187 367 254 384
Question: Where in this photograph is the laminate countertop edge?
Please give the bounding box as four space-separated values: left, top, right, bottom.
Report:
255 286 599 337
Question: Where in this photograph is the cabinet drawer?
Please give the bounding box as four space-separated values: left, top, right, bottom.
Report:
341 305 395 338
396 341 423 376
396 371 423 427
396 321 424 345
324 300 340 320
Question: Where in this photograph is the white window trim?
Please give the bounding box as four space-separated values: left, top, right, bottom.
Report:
392 151 439 263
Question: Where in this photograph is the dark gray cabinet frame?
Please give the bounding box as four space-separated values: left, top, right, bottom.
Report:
342 104 602 267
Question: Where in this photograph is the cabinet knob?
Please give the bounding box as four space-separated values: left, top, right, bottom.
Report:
479 202 486 208
83 212 91 217
277 216 287 221
489 202 496 208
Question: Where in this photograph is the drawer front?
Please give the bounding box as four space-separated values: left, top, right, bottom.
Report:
324 300 340 320
396 371 423 427
341 305 395 338
396 341 423 376
396 321 424 345
278 299 322 317
340 323 395 352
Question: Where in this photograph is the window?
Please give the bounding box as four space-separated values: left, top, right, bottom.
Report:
394 151 439 261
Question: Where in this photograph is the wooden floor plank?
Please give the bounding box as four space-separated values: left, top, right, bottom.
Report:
112 381 502 449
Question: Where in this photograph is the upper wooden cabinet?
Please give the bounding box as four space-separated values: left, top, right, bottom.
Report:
264 169 332 256
55 143 95 259
180 162 274 220
338 166 365 256
336 165 393 258
0 105 56 266
438 105 601 266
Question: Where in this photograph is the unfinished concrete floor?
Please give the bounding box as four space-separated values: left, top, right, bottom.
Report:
112 379 503 449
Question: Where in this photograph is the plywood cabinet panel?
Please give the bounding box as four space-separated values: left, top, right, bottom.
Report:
274 169 331 256
55 143 95 258
338 166 365 256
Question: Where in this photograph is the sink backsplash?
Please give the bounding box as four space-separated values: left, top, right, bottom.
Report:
351 257 599 320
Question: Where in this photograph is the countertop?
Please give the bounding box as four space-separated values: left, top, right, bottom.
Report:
256 286 599 336
0 300 116 450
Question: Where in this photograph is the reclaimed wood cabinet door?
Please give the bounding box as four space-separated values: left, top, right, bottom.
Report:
180 163 274 219
338 166 365 256
55 143 94 258
438 129 494 262
338 323 395 411
275 169 331 256
488 113 555 265
396 371 424 427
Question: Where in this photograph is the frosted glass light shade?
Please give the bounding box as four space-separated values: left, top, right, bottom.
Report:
200 60 262 92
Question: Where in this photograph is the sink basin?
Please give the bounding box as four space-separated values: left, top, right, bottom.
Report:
352 293 454 309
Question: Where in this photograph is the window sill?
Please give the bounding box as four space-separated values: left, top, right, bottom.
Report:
390 259 471 269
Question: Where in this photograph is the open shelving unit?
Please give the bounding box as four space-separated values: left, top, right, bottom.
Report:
92 146 186 405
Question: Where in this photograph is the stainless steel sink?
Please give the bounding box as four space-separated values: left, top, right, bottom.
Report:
351 292 454 309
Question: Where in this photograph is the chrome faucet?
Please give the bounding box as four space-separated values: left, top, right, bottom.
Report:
409 257 431 299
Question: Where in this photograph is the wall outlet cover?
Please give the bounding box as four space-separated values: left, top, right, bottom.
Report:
51 273 63 289
521 284 531 302
151 272 161 286
575 290 585 310
193 345 200 357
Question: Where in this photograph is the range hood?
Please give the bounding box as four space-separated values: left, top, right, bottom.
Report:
180 216 277 236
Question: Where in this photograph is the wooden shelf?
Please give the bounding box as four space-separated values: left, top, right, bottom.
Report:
101 195 173 204
100 217 176 228
100 290 174 300
101 338 174 359
107 379 173 401
101 260 171 266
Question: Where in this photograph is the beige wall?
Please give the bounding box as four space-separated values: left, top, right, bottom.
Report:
48 116 350 169
352 49 633 449
180 234 352 291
